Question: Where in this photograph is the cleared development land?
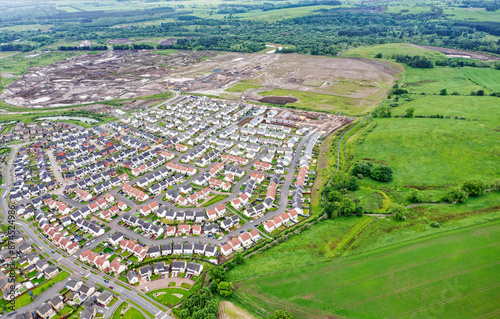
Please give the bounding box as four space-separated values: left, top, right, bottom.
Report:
234 221 500 318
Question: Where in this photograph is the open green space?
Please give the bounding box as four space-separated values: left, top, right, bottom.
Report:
226 83 262 92
201 194 229 207
228 217 371 282
348 95 499 187
342 43 446 61
403 67 496 95
259 88 366 115
15 271 69 309
234 221 500 318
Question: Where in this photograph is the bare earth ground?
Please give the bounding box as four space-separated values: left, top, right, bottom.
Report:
1 50 395 112
218 301 257 319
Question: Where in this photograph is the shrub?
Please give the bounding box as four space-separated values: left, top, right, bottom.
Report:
371 165 393 182
390 204 407 221
447 187 468 203
461 180 487 197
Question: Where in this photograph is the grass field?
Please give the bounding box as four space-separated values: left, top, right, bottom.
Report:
228 216 372 282
226 83 262 92
342 43 446 61
348 95 499 186
234 220 500 318
259 88 366 114
403 66 496 94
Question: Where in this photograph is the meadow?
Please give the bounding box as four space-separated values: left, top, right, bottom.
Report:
234 221 500 318
341 43 447 60
258 88 366 115
347 95 499 186
228 216 373 282
403 66 499 95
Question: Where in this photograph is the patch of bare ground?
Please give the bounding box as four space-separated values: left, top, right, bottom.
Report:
218 301 257 319
259 96 298 105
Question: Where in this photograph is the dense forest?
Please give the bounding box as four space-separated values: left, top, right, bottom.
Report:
0 1 499 56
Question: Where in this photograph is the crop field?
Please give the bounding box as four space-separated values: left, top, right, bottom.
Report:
234 221 500 318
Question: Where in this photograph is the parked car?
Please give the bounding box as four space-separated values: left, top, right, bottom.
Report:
109 286 114 289
104 279 109 283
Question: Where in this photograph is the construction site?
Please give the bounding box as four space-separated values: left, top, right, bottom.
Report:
1 49 396 115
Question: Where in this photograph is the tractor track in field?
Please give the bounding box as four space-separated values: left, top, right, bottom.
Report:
242 225 498 288
391 282 500 318
340 260 500 309
242 286 331 319
286 241 500 301
475 308 500 319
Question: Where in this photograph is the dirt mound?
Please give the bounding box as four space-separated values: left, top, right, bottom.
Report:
260 96 297 105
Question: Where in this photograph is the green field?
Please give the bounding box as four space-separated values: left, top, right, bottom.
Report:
259 88 367 115
226 83 262 92
348 95 499 186
404 67 490 94
228 217 372 282
342 43 446 61
234 221 500 318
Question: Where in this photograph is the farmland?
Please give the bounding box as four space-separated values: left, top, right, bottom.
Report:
234 221 500 318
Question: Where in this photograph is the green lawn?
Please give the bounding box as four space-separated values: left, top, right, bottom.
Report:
234 220 500 318
123 306 146 319
112 302 128 319
201 194 229 207
15 271 69 309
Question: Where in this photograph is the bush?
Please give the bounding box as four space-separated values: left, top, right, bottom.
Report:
355 206 365 217
461 180 487 197
430 221 440 227
390 204 407 221
446 187 468 203
371 165 393 182
351 162 372 177
406 189 422 203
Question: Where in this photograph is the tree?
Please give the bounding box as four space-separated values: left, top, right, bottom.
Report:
209 266 227 284
355 206 365 217
390 203 407 220
324 202 337 218
271 310 295 319
446 187 468 203
337 197 355 216
439 88 447 95
405 108 415 117
217 281 233 297
352 162 372 177
461 180 487 197
327 190 341 203
234 253 245 265
476 90 485 96
375 53 382 58
371 165 393 182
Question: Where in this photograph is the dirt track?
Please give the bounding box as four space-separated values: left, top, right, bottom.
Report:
218 301 256 319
